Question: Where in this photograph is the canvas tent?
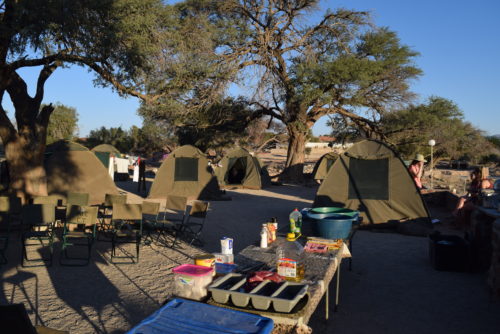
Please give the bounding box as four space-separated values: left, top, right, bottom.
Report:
148 145 222 200
313 139 430 225
91 144 130 180
214 148 271 189
312 152 338 181
45 141 119 205
91 144 121 156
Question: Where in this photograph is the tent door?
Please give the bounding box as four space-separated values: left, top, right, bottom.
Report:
226 157 247 185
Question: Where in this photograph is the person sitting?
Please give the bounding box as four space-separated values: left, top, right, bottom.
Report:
453 167 492 228
408 154 426 189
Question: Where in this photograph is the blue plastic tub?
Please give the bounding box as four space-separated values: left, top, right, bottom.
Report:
127 298 274 334
309 207 359 219
304 207 359 240
313 216 353 240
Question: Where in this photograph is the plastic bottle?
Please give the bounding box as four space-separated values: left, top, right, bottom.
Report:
289 208 302 235
276 233 305 282
260 224 268 248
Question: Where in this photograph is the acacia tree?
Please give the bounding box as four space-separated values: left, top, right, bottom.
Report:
46 103 79 144
380 97 493 163
213 0 421 179
0 0 161 199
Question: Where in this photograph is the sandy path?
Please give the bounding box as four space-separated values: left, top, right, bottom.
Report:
1 183 499 333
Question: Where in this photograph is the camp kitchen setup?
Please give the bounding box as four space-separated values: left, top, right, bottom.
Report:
128 207 359 334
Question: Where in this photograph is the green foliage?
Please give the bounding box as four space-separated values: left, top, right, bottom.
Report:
173 97 252 152
85 127 131 153
84 121 176 157
380 97 494 161
486 136 500 149
45 104 79 144
305 147 312 156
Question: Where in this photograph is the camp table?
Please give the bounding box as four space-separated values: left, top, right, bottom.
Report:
207 236 351 333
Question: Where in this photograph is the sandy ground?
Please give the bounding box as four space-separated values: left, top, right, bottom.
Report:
1 180 499 333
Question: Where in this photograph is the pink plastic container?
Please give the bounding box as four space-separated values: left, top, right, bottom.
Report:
172 264 214 300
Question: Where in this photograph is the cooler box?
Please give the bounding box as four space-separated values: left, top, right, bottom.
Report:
429 233 470 272
127 298 274 334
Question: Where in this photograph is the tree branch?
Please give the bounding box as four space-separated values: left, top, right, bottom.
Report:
34 63 58 105
0 90 16 143
249 101 283 121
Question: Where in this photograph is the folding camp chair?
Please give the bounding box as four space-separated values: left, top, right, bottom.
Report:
21 204 56 267
141 201 160 245
0 303 68 334
181 200 209 246
155 195 187 248
60 205 98 266
0 196 12 265
110 204 142 263
98 193 127 241
32 195 65 227
31 195 60 205
66 192 89 206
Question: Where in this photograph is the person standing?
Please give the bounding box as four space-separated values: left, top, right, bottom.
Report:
408 154 426 189
137 157 147 194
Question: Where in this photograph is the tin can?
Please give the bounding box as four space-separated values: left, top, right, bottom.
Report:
221 237 233 254
194 254 216 276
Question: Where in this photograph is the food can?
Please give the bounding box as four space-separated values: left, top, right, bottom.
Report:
194 254 216 276
221 237 233 254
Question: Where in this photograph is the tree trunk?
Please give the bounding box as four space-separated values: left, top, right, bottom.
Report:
4 134 48 202
281 124 307 182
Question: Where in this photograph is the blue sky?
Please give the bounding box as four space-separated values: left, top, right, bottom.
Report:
4 0 500 137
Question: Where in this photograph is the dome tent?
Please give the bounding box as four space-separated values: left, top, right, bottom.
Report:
214 147 271 189
148 145 222 200
312 152 338 181
44 140 119 205
91 144 121 156
313 139 430 225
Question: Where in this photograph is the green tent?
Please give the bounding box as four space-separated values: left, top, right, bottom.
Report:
313 139 430 225
91 144 122 168
312 152 338 181
214 148 271 189
148 145 222 200
45 140 119 205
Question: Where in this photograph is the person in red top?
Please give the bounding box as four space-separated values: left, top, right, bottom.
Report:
408 154 426 189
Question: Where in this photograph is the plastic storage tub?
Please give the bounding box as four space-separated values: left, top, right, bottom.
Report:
314 216 353 240
172 264 213 301
127 298 274 334
306 207 358 240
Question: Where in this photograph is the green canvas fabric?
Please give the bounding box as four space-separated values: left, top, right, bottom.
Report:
215 147 270 189
312 152 338 180
148 145 221 200
91 144 122 158
44 141 118 205
313 139 430 225
93 151 110 168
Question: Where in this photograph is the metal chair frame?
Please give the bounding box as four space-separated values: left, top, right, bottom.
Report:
156 195 188 248
110 203 143 263
21 204 56 267
98 193 126 241
60 205 98 266
180 200 210 246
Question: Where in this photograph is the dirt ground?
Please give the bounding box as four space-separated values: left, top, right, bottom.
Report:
1 177 499 333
